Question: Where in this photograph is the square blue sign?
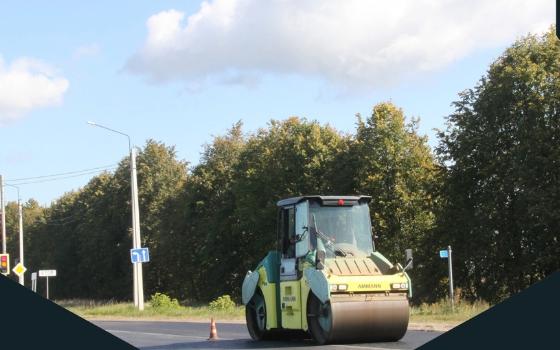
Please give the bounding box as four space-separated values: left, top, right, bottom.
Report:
130 247 150 263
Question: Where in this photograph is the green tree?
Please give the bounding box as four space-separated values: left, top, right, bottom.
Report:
229 117 347 298
17 111 440 303
437 28 560 302
22 140 188 300
135 140 188 296
181 121 247 301
342 103 438 269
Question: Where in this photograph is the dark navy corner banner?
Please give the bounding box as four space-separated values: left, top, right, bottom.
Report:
418 272 560 350
0 275 137 350
557 0 560 39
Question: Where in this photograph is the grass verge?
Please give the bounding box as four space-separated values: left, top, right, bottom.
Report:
410 299 489 324
60 298 489 326
59 299 245 321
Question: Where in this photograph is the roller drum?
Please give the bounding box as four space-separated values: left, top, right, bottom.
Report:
308 293 409 344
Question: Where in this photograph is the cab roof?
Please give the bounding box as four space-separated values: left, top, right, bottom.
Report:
276 195 371 207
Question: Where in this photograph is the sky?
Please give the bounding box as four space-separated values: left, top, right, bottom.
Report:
0 0 554 205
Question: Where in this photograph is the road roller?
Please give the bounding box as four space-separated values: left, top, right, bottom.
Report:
242 195 413 344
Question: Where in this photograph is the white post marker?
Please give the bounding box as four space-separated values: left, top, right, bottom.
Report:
39 270 56 299
31 272 37 292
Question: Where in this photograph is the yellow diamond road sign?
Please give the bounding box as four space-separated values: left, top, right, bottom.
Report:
13 262 26 277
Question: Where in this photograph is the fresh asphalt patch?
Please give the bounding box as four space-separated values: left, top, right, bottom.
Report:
94 320 442 350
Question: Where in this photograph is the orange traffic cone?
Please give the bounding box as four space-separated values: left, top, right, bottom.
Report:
208 317 219 341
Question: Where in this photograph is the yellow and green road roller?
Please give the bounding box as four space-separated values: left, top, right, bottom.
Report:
242 195 413 344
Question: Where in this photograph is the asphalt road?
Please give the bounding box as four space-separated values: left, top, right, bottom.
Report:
94 320 442 350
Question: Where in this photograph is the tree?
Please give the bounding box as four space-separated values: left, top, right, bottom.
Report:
22 140 188 300
437 28 560 302
135 140 188 296
342 103 438 266
229 117 347 298
180 121 247 300
17 111 441 303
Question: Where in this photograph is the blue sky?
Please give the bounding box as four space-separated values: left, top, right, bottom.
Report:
0 1 554 205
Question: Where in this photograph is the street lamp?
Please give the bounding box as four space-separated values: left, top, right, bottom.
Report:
3 184 24 286
87 121 145 310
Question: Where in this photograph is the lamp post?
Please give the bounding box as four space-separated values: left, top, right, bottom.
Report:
4 184 24 286
87 121 145 310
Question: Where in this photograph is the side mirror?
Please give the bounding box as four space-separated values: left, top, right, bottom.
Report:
296 226 308 242
404 249 413 271
316 250 325 270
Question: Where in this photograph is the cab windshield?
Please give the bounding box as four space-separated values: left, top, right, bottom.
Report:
309 201 374 258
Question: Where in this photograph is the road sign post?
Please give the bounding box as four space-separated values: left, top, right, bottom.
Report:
439 246 454 311
39 270 56 299
448 246 454 311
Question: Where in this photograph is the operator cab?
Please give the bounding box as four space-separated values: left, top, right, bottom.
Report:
277 195 373 280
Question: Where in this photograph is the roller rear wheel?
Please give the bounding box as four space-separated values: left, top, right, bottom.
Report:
245 290 268 340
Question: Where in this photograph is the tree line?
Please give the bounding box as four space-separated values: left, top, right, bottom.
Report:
3 29 559 304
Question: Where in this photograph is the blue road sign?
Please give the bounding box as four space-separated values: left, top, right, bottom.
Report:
131 247 150 263
439 249 449 258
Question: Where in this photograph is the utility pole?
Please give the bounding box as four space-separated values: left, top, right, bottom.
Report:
87 121 145 310
131 147 144 310
4 183 24 285
130 149 139 308
17 199 24 286
0 175 6 254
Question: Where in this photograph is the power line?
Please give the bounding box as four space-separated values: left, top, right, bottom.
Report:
6 164 119 182
7 167 118 186
44 218 83 226
43 214 80 224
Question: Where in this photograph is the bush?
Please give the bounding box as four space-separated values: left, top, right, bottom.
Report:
150 292 180 309
209 295 236 311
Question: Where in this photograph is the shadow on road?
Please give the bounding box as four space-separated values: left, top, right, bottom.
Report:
141 339 315 349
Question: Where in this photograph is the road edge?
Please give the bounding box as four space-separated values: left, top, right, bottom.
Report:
85 316 457 332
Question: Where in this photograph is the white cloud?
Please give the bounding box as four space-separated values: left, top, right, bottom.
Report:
73 43 101 60
126 0 553 90
0 56 69 125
